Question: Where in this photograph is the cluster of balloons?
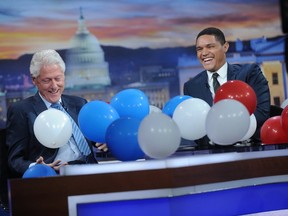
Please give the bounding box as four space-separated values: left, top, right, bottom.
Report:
261 105 288 144
78 88 181 160
163 80 257 145
33 81 259 162
33 88 180 161
208 80 257 145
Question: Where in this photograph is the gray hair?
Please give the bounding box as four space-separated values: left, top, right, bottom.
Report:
29 49 66 78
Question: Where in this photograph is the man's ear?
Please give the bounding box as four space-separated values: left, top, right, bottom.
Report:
223 41 229 53
31 77 36 85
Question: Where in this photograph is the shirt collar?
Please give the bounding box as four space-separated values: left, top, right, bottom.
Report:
207 62 228 81
38 92 62 108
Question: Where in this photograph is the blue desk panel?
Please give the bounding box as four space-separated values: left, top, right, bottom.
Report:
77 182 288 216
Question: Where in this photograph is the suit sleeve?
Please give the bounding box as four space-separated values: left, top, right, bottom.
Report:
246 64 271 128
6 102 57 177
6 104 35 176
183 81 190 95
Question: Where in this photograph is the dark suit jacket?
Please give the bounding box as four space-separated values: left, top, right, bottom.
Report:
183 63 271 145
6 92 97 177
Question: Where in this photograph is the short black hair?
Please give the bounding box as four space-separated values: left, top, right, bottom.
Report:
196 27 226 45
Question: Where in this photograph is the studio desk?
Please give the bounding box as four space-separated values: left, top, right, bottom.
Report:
8 144 288 216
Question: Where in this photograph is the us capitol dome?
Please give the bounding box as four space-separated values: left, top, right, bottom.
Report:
65 8 111 88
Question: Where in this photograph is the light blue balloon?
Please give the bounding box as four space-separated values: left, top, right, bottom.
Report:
78 100 120 142
110 89 149 121
162 95 192 117
106 117 145 161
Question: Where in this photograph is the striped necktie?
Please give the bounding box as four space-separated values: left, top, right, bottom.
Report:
50 103 91 156
212 73 220 93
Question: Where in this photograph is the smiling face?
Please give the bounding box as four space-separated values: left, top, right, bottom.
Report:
32 64 65 103
196 34 229 72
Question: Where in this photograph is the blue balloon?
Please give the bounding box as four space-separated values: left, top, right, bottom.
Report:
78 100 120 142
162 95 192 117
110 89 149 121
106 117 145 161
23 164 57 178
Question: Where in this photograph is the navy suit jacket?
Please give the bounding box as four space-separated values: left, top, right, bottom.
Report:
6 92 97 177
183 63 270 144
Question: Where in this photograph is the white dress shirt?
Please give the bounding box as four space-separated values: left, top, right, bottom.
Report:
207 62 228 97
39 95 83 163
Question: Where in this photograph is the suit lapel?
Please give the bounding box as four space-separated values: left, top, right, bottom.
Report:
227 64 237 80
61 96 78 123
26 93 49 133
33 93 48 115
199 72 213 106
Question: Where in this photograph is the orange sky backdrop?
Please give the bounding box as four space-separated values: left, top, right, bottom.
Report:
0 0 284 59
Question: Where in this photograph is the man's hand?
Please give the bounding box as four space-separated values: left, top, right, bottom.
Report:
95 143 108 152
36 156 68 172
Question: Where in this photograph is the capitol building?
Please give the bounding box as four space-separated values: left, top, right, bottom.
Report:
65 8 111 89
62 9 170 106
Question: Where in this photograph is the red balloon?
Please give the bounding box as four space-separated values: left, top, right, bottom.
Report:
281 105 288 133
260 116 288 144
214 80 257 115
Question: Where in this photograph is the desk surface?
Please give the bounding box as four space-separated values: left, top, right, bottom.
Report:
61 144 288 176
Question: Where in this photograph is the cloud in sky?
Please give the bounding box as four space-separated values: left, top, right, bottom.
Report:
0 0 283 59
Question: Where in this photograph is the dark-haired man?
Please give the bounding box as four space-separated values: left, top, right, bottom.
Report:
183 27 270 148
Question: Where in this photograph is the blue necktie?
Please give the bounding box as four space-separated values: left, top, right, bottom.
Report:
50 103 91 156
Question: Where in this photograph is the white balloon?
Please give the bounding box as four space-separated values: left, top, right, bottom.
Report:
34 109 72 148
149 105 162 113
173 98 210 140
239 114 257 141
138 112 181 159
281 98 288 109
206 99 250 145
